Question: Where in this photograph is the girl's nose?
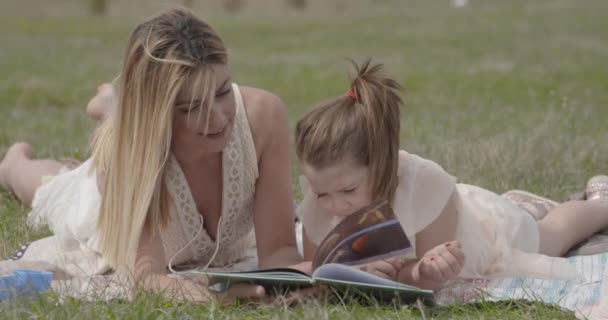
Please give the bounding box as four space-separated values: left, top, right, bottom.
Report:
333 200 351 217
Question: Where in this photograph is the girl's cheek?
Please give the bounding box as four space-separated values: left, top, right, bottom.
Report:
354 191 372 206
317 197 331 213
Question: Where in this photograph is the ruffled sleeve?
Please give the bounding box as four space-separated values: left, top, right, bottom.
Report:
392 151 457 254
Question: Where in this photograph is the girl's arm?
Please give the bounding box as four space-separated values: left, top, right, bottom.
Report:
414 191 459 256
396 240 465 291
393 192 462 290
362 192 460 284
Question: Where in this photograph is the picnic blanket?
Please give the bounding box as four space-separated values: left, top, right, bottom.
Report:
436 253 608 320
8 222 608 319
48 253 608 320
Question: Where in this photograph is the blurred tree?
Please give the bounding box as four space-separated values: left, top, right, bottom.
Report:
90 0 107 15
221 0 307 13
287 0 307 10
223 0 244 13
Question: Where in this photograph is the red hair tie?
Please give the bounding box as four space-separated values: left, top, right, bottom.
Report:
347 88 357 101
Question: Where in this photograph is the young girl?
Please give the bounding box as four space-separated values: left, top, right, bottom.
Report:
295 59 608 290
0 8 305 303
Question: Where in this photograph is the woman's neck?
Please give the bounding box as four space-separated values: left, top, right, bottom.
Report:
173 149 220 167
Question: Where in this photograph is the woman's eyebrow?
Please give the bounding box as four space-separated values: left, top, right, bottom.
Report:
216 78 231 92
175 78 231 106
176 99 203 107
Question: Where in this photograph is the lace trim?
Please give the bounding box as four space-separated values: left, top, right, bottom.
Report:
161 83 257 266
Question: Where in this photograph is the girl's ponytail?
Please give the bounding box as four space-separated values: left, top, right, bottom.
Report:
296 58 404 202
349 59 403 202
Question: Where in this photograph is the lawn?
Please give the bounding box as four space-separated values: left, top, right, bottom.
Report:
1 0 607 318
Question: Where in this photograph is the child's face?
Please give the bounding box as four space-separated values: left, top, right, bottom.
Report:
303 158 373 218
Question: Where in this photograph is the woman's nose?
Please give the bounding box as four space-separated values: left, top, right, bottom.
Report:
193 108 225 134
205 109 226 132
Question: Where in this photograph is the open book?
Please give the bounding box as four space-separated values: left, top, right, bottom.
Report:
198 200 433 304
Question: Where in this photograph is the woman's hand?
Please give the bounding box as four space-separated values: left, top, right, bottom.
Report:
212 283 267 304
289 261 313 275
160 274 267 304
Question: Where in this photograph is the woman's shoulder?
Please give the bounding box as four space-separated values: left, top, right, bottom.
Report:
239 86 288 128
238 86 289 154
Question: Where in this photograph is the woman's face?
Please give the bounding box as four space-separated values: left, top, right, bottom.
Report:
171 64 235 157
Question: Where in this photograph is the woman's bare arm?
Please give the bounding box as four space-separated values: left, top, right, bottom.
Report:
302 226 318 261
243 88 304 269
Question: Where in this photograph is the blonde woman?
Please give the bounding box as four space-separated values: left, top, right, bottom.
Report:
0 8 304 302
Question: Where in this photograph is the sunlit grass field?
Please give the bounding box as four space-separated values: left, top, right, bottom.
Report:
1 0 607 318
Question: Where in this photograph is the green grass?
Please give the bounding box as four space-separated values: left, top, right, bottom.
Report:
1 0 607 318
0 294 577 319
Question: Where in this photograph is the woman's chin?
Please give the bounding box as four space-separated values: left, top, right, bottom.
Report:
203 124 233 149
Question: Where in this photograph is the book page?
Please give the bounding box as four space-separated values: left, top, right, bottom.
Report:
312 263 424 291
186 268 312 286
312 263 434 304
312 200 412 269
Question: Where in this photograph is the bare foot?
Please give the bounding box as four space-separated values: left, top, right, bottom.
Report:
59 158 82 170
0 142 34 191
86 83 115 121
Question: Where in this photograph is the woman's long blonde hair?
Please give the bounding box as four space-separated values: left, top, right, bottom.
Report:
295 59 403 203
91 8 227 270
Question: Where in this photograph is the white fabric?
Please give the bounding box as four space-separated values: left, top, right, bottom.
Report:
160 83 259 268
298 150 581 280
6 83 259 277
392 151 457 253
436 253 608 320
26 160 109 277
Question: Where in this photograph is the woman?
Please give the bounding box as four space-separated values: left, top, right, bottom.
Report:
0 8 305 302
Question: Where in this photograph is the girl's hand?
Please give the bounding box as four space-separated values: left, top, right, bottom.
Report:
416 240 465 284
355 259 400 280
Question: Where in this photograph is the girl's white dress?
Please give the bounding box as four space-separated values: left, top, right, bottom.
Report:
298 150 581 280
1 84 260 278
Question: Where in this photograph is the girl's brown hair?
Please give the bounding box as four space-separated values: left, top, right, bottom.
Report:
295 59 403 203
91 8 227 270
